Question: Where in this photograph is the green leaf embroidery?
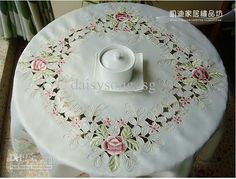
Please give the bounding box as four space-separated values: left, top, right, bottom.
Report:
120 7 127 13
110 20 118 28
97 125 108 138
121 126 132 139
191 59 202 68
19 61 30 68
195 81 208 91
47 56 60 62
109 155 120 172
182 78 196 86
130 16 139 23
127 21 134 29
43 69 55 76
41 51 48 58
90 135 104 146
157 58 175 65
32 72 43 81
193 87 205 95
106 15 113 21
126 139 139 151
40 53 59 62
179 63 194 70
209 72 224 79
44 74 55 83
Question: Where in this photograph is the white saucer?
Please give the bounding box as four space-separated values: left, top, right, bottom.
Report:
92 55 144 92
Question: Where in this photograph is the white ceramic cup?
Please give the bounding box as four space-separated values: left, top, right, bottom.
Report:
98 45 136 84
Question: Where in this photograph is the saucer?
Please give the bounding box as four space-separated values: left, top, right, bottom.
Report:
92 54 144 92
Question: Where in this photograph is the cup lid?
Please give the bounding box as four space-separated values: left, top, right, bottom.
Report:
100 45 134 72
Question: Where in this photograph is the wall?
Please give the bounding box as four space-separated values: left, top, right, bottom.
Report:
51 1 83 18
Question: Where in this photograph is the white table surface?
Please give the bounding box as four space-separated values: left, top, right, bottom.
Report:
12 3 228 177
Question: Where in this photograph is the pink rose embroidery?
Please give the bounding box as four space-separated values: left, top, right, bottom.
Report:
114 12 130 22
31 58 47 72
192 67 209 81
102 136 126 155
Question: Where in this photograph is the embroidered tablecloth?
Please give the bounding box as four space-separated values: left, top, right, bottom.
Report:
12 3 228 177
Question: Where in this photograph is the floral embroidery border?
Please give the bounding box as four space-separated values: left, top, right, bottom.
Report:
18 7 225 172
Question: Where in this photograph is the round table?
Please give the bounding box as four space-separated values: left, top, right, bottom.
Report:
11 2 228 177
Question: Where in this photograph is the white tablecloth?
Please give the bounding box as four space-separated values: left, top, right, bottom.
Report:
11 3 228 177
